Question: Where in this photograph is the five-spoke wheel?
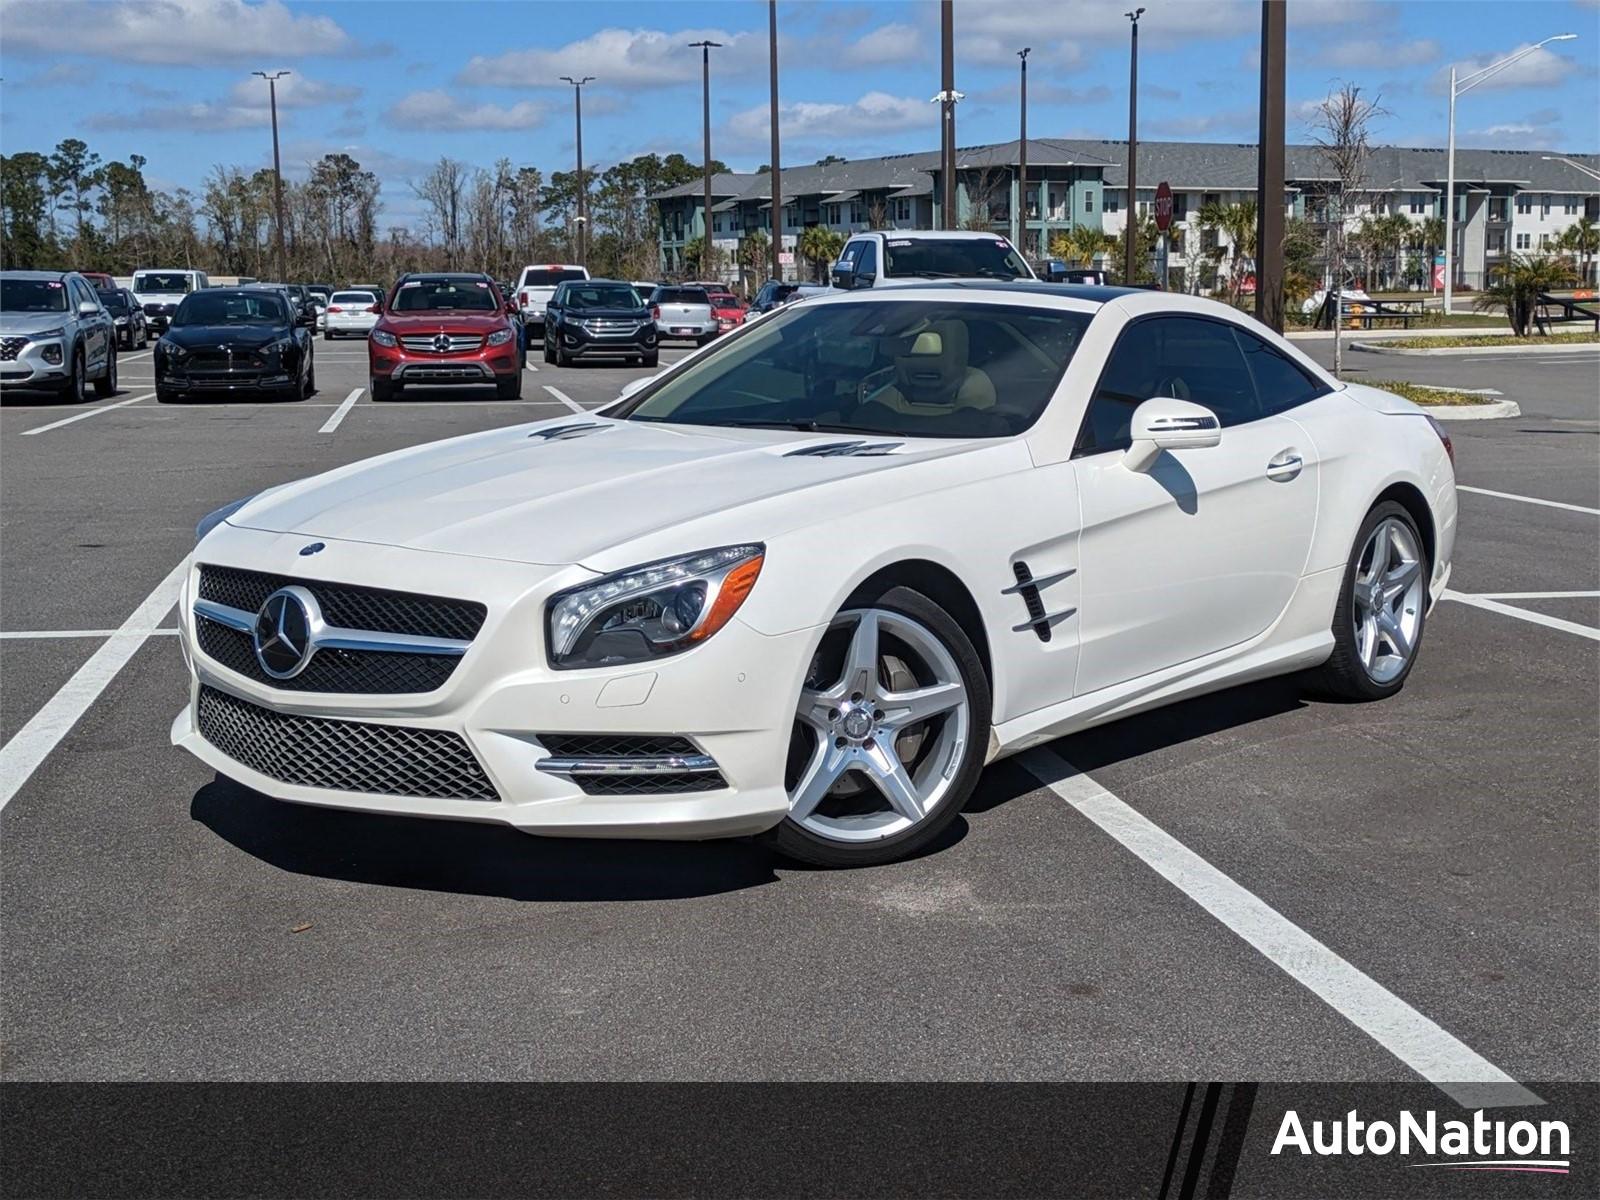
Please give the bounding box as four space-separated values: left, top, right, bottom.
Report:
1314 500 1430 700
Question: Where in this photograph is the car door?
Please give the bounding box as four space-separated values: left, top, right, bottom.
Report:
1070 314 1320 695
71 279 110 372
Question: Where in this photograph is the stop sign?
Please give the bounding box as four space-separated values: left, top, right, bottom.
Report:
1154 181 1173 232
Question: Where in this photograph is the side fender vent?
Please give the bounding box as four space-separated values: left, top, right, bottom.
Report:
1004 560 1077 642
529 421 609 442
784 440 904 458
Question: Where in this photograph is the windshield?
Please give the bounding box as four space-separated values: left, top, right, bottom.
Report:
521 267 587 287
619 299 1089 439
172 292 286 326
564 284 642 310
1 278 70 313
99 292 131 313
882 238 1031 281
391 279 497 312
134 272 194 293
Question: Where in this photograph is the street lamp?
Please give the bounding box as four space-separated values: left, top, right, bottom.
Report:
1124 8 1145 284
252 70 290 283
559 76 594 267
1017 48 1031 257
1541 155 1600 184
688 40 722 280
1443 33 1577 313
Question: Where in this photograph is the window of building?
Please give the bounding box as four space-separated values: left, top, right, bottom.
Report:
824 204 839 225
892 197 911 222
1409 194 1426 214
1541 194 1551 217
1172 193 1187 221
1105 193 1119 213
1515 194 1532 214
1564 196 1579 215
1516 232 1531 250
1084 191 1095 213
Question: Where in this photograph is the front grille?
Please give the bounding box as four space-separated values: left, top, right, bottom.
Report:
196 619 461 694
399 334 484 353
190 349 263 370
198 565 486 641
540 734 700 759
580 318 642 336
196 686 497 801
579 773 726 796
0 337 25 362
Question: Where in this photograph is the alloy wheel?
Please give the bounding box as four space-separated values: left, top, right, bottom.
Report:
787 608 970 843
1352 516 1424 684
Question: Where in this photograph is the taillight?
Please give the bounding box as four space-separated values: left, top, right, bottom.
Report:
519 289 531 306
651 304 661 319
1424 414 1454 467
366 304 381 313
327 305 342 313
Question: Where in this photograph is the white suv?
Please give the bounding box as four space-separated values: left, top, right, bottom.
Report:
515 264 588 342
830 231 1035 290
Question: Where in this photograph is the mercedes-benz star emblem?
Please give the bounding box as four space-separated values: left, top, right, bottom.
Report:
432 332 452 353
252 587 317 678
299 541 325 556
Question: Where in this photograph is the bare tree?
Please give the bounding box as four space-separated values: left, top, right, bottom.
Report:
1307 83 1388 376
958 166 1010 231
413 157 467 269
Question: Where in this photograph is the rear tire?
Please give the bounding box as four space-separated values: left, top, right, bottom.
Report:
324 331 334 341
763 584 991 868
1307 500 1429 702
93 346 117 397
301 350 316 399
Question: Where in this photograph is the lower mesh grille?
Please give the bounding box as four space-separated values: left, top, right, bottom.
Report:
539 734 700 759
537 733 727 796
577 773 726 796
196 686 497 801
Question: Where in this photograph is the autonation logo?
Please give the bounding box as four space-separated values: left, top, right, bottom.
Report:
1272 1109 1571 1175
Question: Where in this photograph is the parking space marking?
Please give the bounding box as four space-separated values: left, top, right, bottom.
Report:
1457 486 1600 517
0 559 188 816
1443 591 1600 641
1474 590 1600 600
20 393 155 436
0 629 178 640
318 388 365 434
523 362 539 373
119 351 152 363
542 385 585 414
1020 748 1541 1109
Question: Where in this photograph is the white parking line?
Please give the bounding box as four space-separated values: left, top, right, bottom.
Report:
1020 748 1540 1109
1457 486 1600 517
0 629 179 640
1475 590 1600 600
542 385 585 414
119 351 152 363
318 388 365 434
1443 591 1600 641
0 559 188 817
21 392 156 436
524 362 539 373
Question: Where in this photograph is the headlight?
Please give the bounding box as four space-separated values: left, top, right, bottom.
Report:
487 328 514 346
31 327 65 341
371 329 398 348
195 495 254 543
546 544 764 669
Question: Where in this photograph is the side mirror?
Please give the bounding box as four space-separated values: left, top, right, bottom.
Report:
1122 397 1221 472
618 374 659 400
78 300 100 317
831 260 857 290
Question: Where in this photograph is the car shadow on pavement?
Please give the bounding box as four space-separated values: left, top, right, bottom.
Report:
189 778 779 902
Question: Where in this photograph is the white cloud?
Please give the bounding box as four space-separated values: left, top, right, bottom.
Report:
1320 38 1439 68
0 0 361 64
384 90 547 132
463 27 765 90
87 74 360 132
1430 42 1580 93
12 63 96 88
841 23 924 66
1147 108 1258 138
725 91 930 152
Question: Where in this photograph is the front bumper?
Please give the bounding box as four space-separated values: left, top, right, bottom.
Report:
554 323 657 358
159 367 293 394
370 339 519 382
170 535 809 839
0 338 69 388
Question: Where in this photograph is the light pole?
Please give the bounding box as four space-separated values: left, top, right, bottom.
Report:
769 0 782 283
1017 47 1030 257
689 40 722 280
1124 8 1144 284
560 75 594 267
252 70 290 282
937 0 956 229
1540 155 1600 184
1255 0 1286 331
1443 33 1577 313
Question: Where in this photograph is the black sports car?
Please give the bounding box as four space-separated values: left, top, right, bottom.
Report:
154 287 316 402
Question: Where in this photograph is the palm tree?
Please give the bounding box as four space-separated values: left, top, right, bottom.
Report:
1198 200 1256 303
1556 216 1598 286
1409 215 1445 291
1473 254 1577 335
1048 224 1117 267
797 225 844 283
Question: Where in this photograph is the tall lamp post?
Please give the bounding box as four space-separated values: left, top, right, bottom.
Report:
252 70 290 282
1123 8 1144 284
768 0 782 283
1017 47 1031 257
935 0 958 229
559 76 594 267
1443 32 1576 313
689 39 722 280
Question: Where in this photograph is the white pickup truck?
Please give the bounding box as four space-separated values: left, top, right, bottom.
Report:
514 264 588 343
829 231 1035 290
131 268 209 333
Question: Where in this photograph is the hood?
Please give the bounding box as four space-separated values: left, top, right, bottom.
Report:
227 417 1009 568
0 311 74 336
163 323 286 350
380 311 508 333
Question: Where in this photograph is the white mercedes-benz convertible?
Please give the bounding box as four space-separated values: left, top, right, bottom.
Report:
173 284 1456 867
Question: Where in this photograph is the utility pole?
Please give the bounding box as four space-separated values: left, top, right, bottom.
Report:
769 0 782 282
1254 0 1286 332
689 40 722 280
1124 9 1144 284
560 76 594 266
252 70 290 282
939 0 956 229
1017 47 1031 257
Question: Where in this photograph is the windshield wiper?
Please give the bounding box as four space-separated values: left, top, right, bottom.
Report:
896 270 962 279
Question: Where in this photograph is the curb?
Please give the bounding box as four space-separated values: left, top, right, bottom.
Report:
1351 341 1599 356
1418 398 1522 420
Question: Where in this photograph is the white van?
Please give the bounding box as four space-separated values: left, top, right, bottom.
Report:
131 268 209 332
829 231 1035 290
515 264 588 342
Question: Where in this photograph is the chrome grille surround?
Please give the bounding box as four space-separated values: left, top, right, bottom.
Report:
0 337 26 362
399 333 484 353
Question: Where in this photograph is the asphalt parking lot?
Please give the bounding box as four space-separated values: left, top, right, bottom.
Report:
1 334 1595 1094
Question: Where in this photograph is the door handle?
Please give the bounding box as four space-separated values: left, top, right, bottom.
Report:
1266 451 1303 482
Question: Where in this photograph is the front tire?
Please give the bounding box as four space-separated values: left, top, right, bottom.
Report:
1309 501 1428 701
63 348 86 403
641 351 659 368
369 374 397 402
764 585 991 868
496 371 522 400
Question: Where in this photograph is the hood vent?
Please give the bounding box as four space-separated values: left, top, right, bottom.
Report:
784 440 904 458
528 421 610 442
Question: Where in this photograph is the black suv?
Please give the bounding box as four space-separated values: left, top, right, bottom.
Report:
543 279 657 368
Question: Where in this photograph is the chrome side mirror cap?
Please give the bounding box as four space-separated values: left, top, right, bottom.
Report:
1122 397 1222 472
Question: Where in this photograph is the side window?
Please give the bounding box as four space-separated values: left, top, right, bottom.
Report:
1232 327 1325 415
857 241 879 279
1075 317 1261 456
838 241 863 265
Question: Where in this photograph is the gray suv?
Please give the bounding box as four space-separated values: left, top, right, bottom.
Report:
0 270 118 400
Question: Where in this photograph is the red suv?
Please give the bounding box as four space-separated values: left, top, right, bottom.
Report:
368 273 522 401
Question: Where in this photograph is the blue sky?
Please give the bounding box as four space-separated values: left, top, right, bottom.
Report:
2 0 1596 229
